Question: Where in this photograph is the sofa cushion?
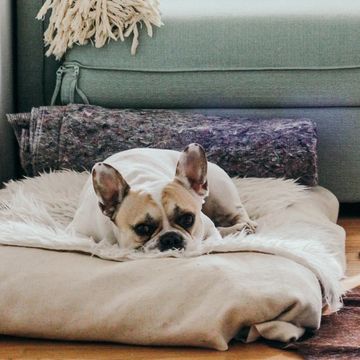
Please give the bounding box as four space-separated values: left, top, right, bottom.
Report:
59 0 360 108
68 0 360 71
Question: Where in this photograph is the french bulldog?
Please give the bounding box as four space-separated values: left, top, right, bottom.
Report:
69 143 257 252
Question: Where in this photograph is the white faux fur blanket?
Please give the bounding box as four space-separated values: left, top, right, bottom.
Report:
0 171 345 311
36 0 162 59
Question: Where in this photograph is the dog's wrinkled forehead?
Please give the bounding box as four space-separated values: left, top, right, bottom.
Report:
161 181 202 215
114 189 162 228
120 180 201 223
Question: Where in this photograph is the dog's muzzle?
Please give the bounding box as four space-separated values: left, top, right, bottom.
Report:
158 232 184 252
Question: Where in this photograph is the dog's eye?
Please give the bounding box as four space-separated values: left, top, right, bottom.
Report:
176 213 195 229
134 223 155 237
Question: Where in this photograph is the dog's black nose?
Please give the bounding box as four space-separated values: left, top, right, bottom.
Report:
159 232 184 251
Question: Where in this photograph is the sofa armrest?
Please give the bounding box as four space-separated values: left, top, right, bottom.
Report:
0 119 17 186
15 0 59 112
0 0 17 185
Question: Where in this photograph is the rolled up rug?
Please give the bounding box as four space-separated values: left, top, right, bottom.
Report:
7 104 318 185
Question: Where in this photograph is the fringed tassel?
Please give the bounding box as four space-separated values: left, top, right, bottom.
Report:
36 0 162 60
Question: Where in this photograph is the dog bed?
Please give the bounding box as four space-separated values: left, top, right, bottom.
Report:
0 171 345 350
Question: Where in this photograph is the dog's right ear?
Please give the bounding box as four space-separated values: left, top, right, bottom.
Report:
92 163 130 220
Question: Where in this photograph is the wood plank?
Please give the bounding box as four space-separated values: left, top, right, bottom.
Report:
338 217 360 277
0 337 301 360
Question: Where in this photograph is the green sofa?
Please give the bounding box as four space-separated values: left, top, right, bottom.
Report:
3 0 360 202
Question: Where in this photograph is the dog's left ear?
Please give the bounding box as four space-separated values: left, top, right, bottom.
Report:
92 163 130 219
175 143 208 197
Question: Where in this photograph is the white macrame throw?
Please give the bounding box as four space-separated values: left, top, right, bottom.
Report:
36 0 162 60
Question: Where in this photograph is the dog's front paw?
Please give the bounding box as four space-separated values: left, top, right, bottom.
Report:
243 219 257 234
218 219 257 237
232 220 257 235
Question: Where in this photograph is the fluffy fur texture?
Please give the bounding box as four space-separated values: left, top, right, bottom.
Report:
0 171 345 311
36 0 162 59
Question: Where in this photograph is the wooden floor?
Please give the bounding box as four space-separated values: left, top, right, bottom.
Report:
339 217 360 276
0 339 301 360
0 216 359 360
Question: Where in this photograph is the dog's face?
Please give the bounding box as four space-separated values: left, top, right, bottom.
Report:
92 144 209 251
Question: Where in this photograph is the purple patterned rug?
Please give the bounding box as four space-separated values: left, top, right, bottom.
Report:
294 286 360 359
7 105 318 185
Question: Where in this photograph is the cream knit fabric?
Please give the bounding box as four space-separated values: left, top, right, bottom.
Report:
36 0 162 59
